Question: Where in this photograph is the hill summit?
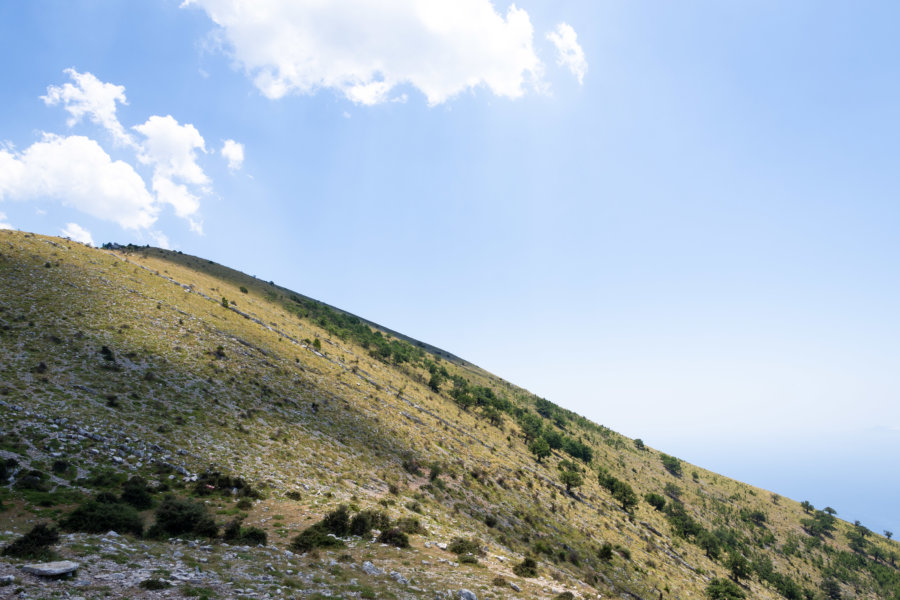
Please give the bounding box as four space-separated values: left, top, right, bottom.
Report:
0 229 897 599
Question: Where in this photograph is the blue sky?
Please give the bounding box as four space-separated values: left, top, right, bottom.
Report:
2 0 899 534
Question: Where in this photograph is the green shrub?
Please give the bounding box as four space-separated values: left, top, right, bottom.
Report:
395 517 425 535
644 493 666 511
139 579 172 590
597 542 614 561
1 523 58 559
512 557 538 577
149 496 218 538
321 505 351 536
223 517 267 546
61 500 144 536
459 554 478 564
120 476 154 509
349 509 390 536
660 453 682 477
377 528 410 548
492 576 509 587
448 537 482 556
555 593 575 600
706 577 745 599
290 523 345 552
14 469 51 492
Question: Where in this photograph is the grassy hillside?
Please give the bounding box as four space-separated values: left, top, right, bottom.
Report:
0 229 897 600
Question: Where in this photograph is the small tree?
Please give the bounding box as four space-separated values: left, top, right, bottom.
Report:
726 551 750 583
800 500 813 514
660 453 682 477
221 296 228 308
885 530 893 540
706 577 745 600
634 438 645 450
529 438 551 463
560 470 583 494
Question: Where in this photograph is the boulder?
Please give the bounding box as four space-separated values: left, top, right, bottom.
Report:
21 561 79 578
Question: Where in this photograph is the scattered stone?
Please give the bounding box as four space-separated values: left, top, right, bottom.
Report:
509 582 521 592
390 571 408 585
458 589 478 600
21 560 80 578
361 561 382 576
0 574 14 585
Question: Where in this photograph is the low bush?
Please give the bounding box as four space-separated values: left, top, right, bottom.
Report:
448 537 482 556
395 517 425 535
14 469 51 492
349 509 390 536
120 476 154 509
223 517 267 546
1 523 58 559
139 579 172 590
290 523 345 552
512 557 538 577
377 528 410 548
321 505 351 536
148 496 217 538
61 500 144 536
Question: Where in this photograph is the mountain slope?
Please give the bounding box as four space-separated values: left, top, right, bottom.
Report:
0 229 897 600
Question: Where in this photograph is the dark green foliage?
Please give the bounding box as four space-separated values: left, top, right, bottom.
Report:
459 554 478 564
223 517 267 546
633 438 645 450
395 517 425 535
193 471 258 499
664 502 703 539
597 543 614 561
821 578 842 599
14 469 51 492
529 437 551 462
644 492 666 511
0 458 16 482
554 592 575 600
726 551 751 582
321 505 351 536
739 508 767 527
139 579 172 590
120 476 154 509
80 468 127 490
448 537 482 556
349 509 390 536
706 577 745 599
597 468 638 511
542 429 563 450
802 509 837 538
560 469 583 493
660 453 682 477
286 295 425 365
149 496 217 538
377 528 410 548
290 523 345 552
561 436 593 463
518 412 543 443
1 523 58 559
800 500 813 514
221 296 229 308
512 557 538 577
697 530 721 560
62 500 144 536
239 286 248 294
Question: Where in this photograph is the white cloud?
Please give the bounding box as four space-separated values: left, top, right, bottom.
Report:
0 212 12 230
547 23 587 85
132 115 209 226
182 0 543 105
0 134 157 230
60 222 95 246
42 69 134 146
221 139 244 170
